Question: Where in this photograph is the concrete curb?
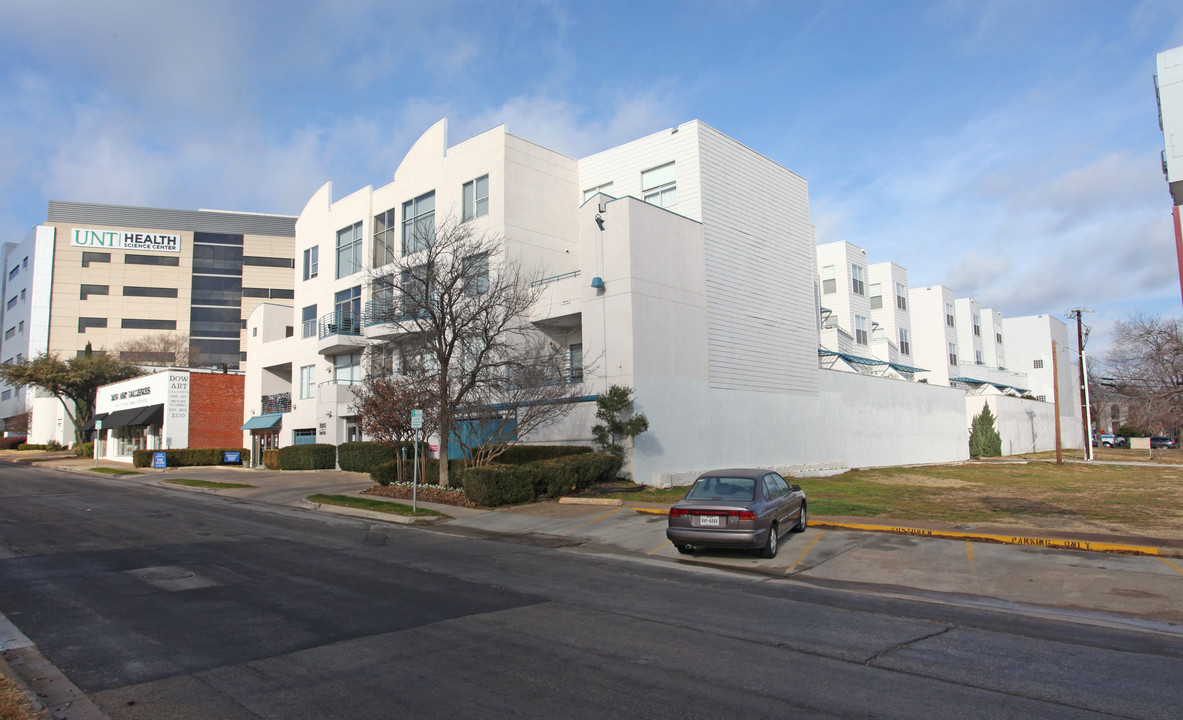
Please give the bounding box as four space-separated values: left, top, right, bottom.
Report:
809 520 1183 558
628 507 1183 558
559 497 623 506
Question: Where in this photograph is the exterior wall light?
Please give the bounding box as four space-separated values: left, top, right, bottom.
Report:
595 214 605 231
591 276 605 289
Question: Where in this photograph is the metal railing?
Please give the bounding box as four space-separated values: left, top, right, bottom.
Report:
530 270 580 288
261 392 291 414
318 309 362 339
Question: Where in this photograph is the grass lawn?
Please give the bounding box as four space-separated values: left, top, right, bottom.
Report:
596 460 1183 539
307 494 449 518
163 478 255 489
89 467 142 476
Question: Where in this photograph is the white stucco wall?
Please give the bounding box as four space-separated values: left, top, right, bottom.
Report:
966 394 1062 455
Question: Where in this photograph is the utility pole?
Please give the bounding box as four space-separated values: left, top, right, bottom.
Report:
1052 340 1063 465
1068 308 1094 460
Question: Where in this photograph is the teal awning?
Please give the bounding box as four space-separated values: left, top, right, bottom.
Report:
242 413 283 430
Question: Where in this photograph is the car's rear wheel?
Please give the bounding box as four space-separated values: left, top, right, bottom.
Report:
792 503 807 532
760 522 779 559
676 544 694 555
1103 442 1112 448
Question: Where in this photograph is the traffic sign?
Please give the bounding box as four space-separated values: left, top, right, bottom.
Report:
411 408 423 429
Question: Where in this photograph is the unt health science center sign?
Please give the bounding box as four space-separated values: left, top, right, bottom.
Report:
71 227 181 253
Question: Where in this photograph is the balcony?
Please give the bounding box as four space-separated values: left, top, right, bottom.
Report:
361 297 428 338
318 310 366 355
261 392 291 414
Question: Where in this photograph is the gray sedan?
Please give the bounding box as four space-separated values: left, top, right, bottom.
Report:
666 468 806 558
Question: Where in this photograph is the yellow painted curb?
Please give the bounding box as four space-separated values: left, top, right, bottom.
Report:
810 521 1163 556
631 507 667 515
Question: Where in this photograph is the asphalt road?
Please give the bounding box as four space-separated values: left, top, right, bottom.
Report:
2 464 1182 719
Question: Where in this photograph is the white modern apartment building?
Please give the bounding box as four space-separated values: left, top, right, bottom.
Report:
244 119 971 484
1156 45 1183 300
814 243 1082 452
1 202 296 445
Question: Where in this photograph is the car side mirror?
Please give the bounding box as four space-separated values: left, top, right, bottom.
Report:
791 484 801 492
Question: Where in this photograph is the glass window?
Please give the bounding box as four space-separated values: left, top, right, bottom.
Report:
303 246 319 280
302 305 317 338
464 253 489 295
895 283 908 310
293 428 317 445
641 162 676 207
191 275 241 306
4 327 13 340
851 265 865 296
78 317 107 332
242 256 295 268
1034 359 1044 369
401 265 431 317
190 338 241 369
336 221 363 279
402 191 435 255
193 243 244 275
299 365 315 399
80 284 109 300
8 266 17 280
821 265 835 294
567 343 583 383
869 283 882 309
5 296 14 310
976 350 984 365
122 319 178 330
898 328 911 356
973 314 981 336
948 343 958 366
334 286 361 332
373 209 396 267
945 303 955 327
124 286 178 298
462 175 489 222
333 351 362 384
126 254 180 266
81 251 110 267
854 315 869 345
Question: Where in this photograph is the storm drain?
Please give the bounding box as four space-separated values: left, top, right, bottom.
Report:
125 565 220 592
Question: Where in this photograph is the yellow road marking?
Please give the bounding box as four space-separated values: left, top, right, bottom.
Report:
966 541 980 586
569 506 621 531
1159 557 1183 576
785 531 824 573
809 521 1162 556
647 539 671 555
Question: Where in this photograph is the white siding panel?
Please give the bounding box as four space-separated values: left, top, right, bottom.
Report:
697 124 817 395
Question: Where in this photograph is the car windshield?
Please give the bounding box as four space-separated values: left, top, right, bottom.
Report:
685 477 756 502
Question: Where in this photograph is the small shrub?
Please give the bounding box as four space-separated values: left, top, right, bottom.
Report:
74 442 94 458
17 444 48 451
969 404 1002 458
131 448 251 468
337 441 422 473
371 456 465 486
262 449 280 469
0 436 26 450
277 443 336 470
463 465 536 507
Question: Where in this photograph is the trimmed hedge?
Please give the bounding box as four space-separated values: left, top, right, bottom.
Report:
461 452 622 506
131 447 250 468
262 449 280 469
0 436 26 450
531 453 623 499
371 457 465 486
462 465 536 507
74 442 94 458
488 444 592 465
277 443 336 470
337 441 423 473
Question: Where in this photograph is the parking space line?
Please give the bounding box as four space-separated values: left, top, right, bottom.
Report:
966 541 980 586
785 531 824 573
647 538 670 555
1159 557 1183 576
568 506 621 531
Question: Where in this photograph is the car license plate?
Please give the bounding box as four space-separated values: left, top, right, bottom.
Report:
698 516 720 527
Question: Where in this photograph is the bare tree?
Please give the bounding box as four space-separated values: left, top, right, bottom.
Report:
1100 313 1183 435
359 216 585 485
351 371 438 442
114 333 190 367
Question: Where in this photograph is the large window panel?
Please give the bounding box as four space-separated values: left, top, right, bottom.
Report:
336 221 363 279
641 162 676 207
462 175 489 222
402 191 435 255
373 209 396 267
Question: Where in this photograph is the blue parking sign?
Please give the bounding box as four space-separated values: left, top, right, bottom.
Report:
152 452 167 469
223 451 241 464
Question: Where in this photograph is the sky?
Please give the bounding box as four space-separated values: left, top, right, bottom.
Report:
2 0 1182 358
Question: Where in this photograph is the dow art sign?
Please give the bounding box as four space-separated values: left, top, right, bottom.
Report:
71 227 181 253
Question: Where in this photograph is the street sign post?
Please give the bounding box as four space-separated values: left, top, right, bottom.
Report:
411 409 423 512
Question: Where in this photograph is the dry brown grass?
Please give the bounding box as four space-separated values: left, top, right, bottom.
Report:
0 674 42 720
